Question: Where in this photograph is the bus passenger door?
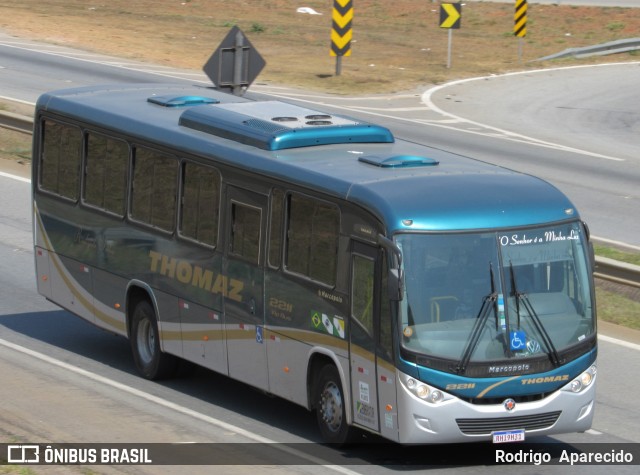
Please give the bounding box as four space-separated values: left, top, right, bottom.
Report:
224 186 268 391
349 241 382 433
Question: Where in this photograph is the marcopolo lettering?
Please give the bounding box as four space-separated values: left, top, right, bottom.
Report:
488 364 530 374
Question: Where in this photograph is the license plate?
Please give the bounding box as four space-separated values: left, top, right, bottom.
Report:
492 429 525 443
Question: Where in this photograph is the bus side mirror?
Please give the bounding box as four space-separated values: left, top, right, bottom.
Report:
583 221 596 270
388 268 404 301
377 234 404 301
588 242 596 270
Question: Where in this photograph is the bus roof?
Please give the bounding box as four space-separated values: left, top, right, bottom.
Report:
36 84 579 234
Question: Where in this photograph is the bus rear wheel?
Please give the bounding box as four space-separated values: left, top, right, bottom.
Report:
315 364 354 445
130 299 178 380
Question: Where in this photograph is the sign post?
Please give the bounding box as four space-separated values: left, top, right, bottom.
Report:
439 3 462 69
331 0 353 76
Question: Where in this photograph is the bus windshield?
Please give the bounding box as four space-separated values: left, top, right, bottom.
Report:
397 221 595 372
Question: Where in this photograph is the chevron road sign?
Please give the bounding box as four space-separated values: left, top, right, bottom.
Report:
331 0 353 75
439 3 462 68
514 0 527 61
331 0 353 57
440 3 462 30
515 0 527 37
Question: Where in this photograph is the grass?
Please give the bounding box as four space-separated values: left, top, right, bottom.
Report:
0 467 36 475
594 244 640 267
0 1 638 94
0 128 31 163
597 287 640 330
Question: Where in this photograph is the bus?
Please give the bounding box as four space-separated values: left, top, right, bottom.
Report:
32 83 597 445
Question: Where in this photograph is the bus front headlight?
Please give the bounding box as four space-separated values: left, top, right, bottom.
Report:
566 365 596 393
415 383 429 399
400 374 450 404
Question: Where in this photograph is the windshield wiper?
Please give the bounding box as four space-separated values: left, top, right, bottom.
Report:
509 262 561 367
455 263 498 375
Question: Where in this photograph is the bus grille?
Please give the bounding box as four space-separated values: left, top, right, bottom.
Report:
456 411 561 435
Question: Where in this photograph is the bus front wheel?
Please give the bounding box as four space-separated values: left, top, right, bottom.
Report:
315 364 354 445
130 300 178 380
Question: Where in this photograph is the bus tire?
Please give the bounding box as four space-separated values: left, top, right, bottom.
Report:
130 299 178 380
315 364 354 445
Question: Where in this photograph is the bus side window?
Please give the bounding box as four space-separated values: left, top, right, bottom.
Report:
84 132 129 216
40 120 82 200
130 147 178 232
352 254 375 338
179 162 220 247
268 188 284 269
352 249 394 362
285 193 339 286
230 202 261 264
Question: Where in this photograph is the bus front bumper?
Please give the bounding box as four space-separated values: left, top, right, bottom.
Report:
396 371 596 444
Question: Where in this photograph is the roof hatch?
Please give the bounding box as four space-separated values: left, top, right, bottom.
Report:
358 155 439 168
178 100 394 150
147 95 220 107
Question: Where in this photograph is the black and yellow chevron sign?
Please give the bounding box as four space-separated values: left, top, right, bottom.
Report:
440 3 462 29
331 0 353 57
514 0 527 37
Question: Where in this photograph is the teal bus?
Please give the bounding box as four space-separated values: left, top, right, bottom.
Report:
32 84 597 444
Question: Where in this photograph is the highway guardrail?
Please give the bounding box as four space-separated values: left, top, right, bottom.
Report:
0 110 33 134
594 256 640 290
536 38 640 61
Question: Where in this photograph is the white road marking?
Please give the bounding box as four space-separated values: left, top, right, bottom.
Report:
0 337 360 473
0 171 30 183
420 62 639 162
0 40 210 84
598 334 640 352
0 94 35 106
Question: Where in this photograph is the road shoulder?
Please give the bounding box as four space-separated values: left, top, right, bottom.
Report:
0 157 30 179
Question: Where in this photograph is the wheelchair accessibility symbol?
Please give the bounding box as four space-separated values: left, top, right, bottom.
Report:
510 330 527 351
256 326 264 344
